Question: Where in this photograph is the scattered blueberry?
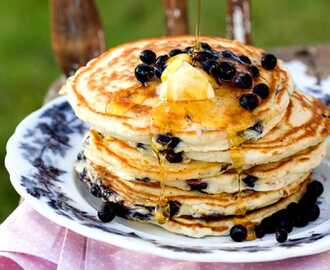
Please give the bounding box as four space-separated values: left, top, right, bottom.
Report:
254 224 265 238
230 225 247 242
239 55 251 64
253 83 270 99
233 72 253 89
169 48 184 57
242 175 258 187
90 183 102 198
293 213 308 228
306 204 320 222
239 93 259 110
97 202 116 223
287 202 300 216
139 49 157 64
261 53 277 70
135 64 154 84
278 216 293 233
154 64 166 79
261 216 276 234
275 228 288 243
307 181 324 198
165 150 183 163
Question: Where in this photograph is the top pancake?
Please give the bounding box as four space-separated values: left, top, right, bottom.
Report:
63 36 293 151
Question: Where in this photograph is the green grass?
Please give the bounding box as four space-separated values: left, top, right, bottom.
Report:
0 0 329 221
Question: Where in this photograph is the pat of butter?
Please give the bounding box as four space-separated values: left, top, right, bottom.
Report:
160 54 215 101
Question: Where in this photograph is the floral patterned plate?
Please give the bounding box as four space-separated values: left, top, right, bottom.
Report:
5 61 330 263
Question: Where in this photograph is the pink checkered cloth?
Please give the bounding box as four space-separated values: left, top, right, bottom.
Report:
0 203 329 270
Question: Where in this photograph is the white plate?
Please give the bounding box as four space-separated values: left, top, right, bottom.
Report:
5 62 330 263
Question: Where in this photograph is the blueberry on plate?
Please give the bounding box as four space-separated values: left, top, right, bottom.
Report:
230 225 248 242
97 202 116 223
275 228 288 243
254 224 265 238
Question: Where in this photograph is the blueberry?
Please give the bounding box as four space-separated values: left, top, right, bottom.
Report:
154 63 166 79
299 192 317 208
261 53 277 70
187 180 208 192
216 61 236 81
202 60 219 75
200 42 212 51
135 64 154 84
307 181 324 198
249 65 260 78
278 217 293 233
139 49 157 64
169 201 181 217
275 229 288 243
155 54 169 65
90 183 102 198
156 134 180 149
253 83 269 99
222 50 237 59
136 142 147 150
184 46 194 54
293 213 308 228
195 50 217 62
233 72 253 89
239 55 251 64
165 150 183 163
242 175 258 187
306 204 320 222
97 202 116 222
261 216 276 233
287 202 300 216
169 48 184 57
230 225 247 242
239 94 259 110
254 224 265 238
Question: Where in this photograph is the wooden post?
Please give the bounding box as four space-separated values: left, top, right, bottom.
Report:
162 0 189 36
226 0 252 44
51 0 106 77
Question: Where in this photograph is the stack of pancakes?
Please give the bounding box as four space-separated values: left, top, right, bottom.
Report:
62 36 330 238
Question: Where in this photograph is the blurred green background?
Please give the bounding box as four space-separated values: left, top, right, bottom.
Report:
0 0 329 221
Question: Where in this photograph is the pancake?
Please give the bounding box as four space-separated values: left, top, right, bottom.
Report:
82 129 326 193
186 91 330 165
62 36 293 152
76 158 311 218
77 163 309 237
